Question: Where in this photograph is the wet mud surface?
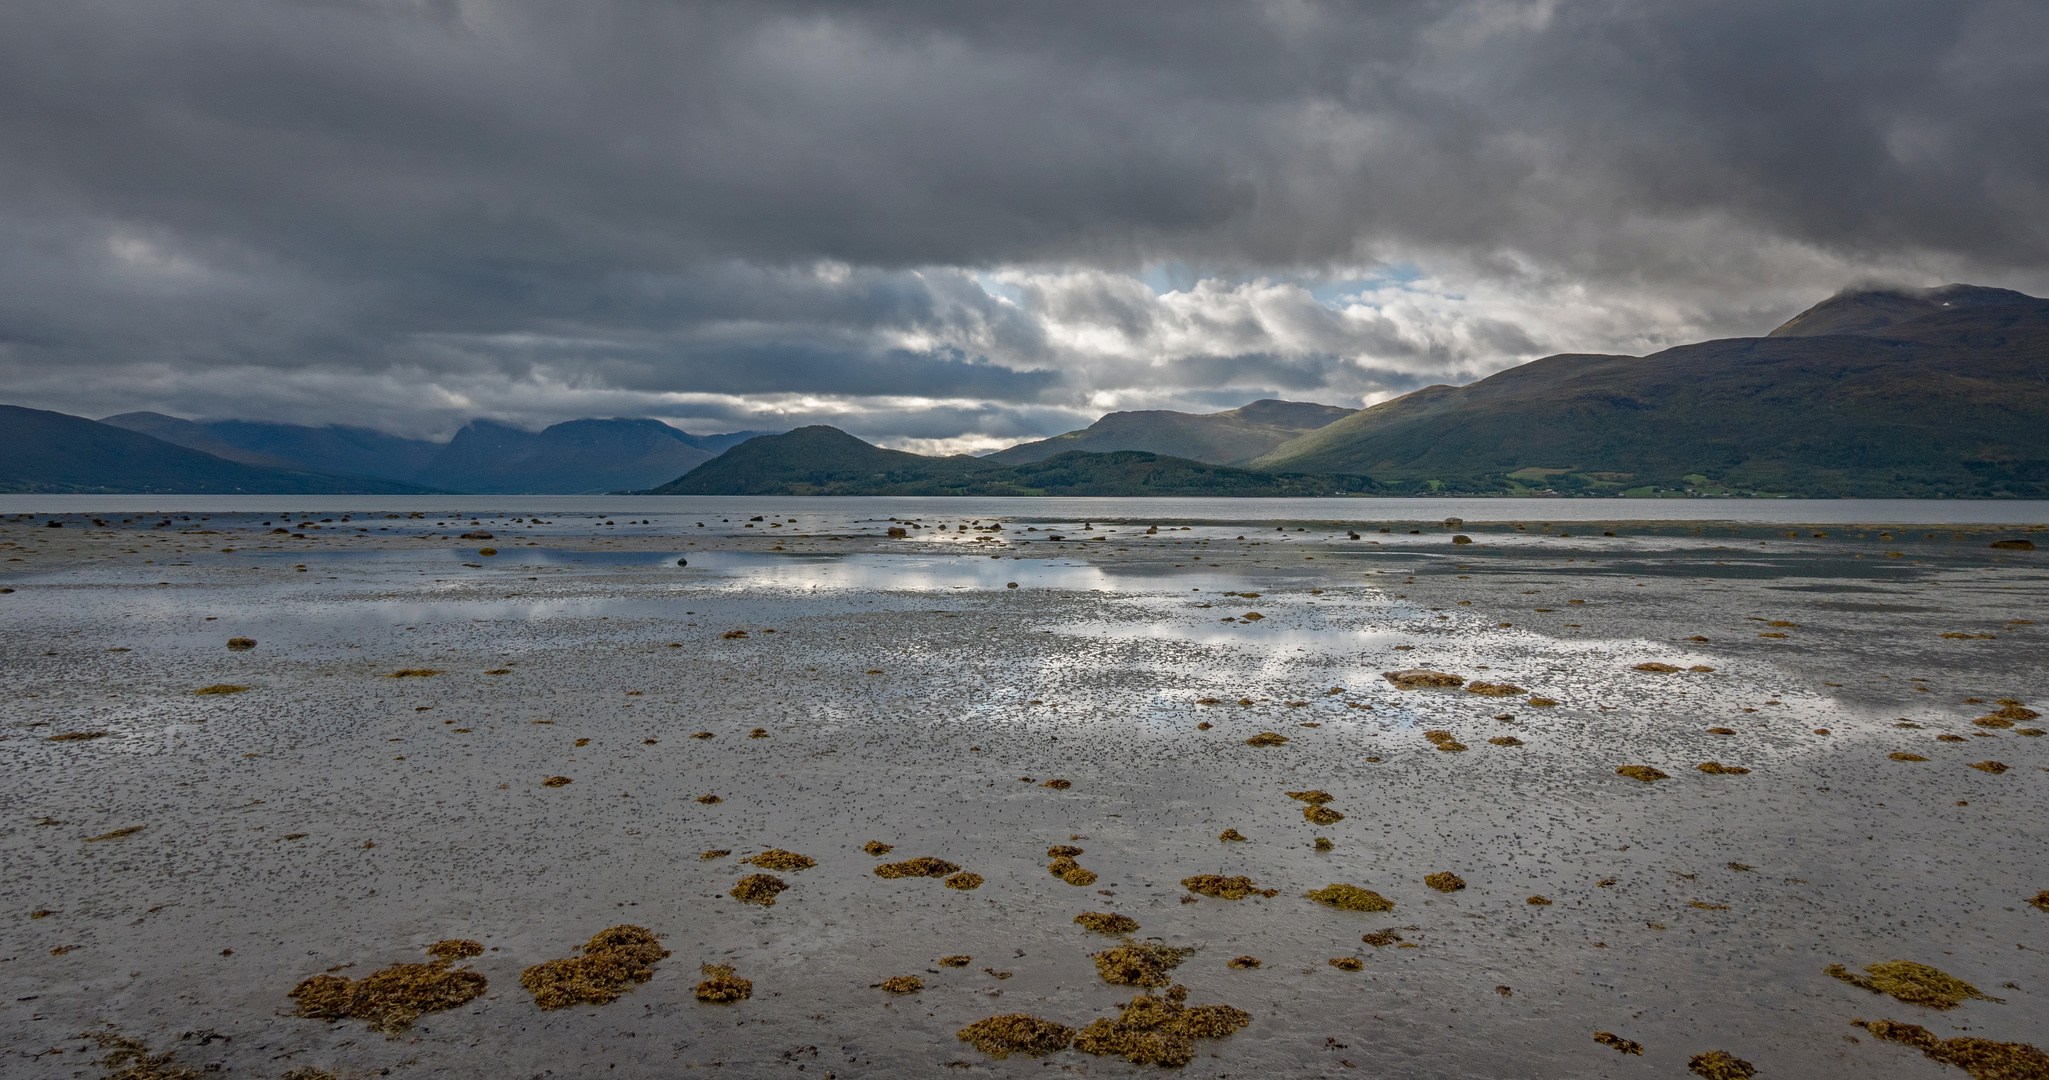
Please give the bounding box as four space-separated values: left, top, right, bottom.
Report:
3 510 2046 1078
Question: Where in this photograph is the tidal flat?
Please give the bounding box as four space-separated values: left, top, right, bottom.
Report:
3 510 2046 1078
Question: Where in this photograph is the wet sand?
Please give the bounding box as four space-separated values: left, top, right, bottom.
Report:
3 511 2046 1078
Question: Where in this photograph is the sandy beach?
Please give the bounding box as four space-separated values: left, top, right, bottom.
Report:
3 509 2045 1079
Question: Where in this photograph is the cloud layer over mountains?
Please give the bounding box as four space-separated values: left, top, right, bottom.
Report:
3 0 2045 447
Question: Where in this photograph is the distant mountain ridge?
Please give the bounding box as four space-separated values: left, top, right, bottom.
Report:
984 398 1355 465
99 412 777 494
2 405 437 494
1250 284 2049 497
650 425 1372 496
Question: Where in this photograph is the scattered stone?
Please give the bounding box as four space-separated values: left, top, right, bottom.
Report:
1595 1032 1644 1055
291 942 489 1033
1304 884 1394 911
1384 669 1464 689
695 963 752 1003
1424 872 1466 893
1988 538 2036 550
1181 875 1277 899
957 1014 1075 1058
1074 912 1142 934
1616 765 1670 782
730 874 788 906
1826 960 2000 1009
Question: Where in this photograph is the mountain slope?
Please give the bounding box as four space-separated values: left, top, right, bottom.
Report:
99 412 301 468
984 399 1355 465
415 417 717 494
1767 283 2035 338
650 425 1372 496
2 405 437 494
196 420 444 481
1251 287 2049 497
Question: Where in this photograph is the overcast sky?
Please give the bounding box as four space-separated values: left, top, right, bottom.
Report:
3 0 2045 449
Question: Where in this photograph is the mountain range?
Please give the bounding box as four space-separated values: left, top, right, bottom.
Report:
8 283 2045 497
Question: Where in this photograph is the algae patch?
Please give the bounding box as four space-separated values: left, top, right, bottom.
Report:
1852 1018 2049 1080
520 925 669 1010
731 874 789 906
957 1014 1074 1059
1826 960 2000 1009
1074 912 1142 934
1304 884 1394 911
742 849 816 871
695 963 752 1003
1182 874 1277 899
1074 985 1250 1067
1092 942 1194 987
1616 765 1670 782
290 941 488 1033
875 857 960 879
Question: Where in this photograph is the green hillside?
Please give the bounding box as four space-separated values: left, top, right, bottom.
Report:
985 398 1355 466
1251 287 2049 498
649 425 1373 496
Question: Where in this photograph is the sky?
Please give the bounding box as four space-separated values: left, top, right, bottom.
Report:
2 0 2045 451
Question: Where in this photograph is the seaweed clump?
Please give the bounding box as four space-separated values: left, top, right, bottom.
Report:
1286 789 1334 805
742 849 816 871
1182 874 1277 899
945 872 984 890
2030 891 2049 913
1303 805 1345 825
83 1033 201 1080
1384 669 1463 689
731 874 788 906
938 955 972 966
1329 957 1363 971
1594 1031 1644 1055
1969 761 2010 774
1697 762 1752 775
1075 912 1141 934
1687 1050 1756 1078
1218 828 1247 842
1891 752 1931 762
1424 730 1468 752
1074 985 1251 1067
194 684 247 695
1826 961 2000 1009
1424 872 1466 893
1305 883 1394 911
520 925 670 1010
1227 956 1260 969
875 857 960 879
1616 765 1670 782
862 841 893 856
695 963 752 1002
1092 943 1194 987
1467 682 1525 696
880 975 923 993
1852 1018 2049 1080
290 941 489 1033
957 1014 1074 1059
1244 732 1290 746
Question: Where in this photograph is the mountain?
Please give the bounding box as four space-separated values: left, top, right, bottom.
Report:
1250 284 2049 497
1 405 437 494
99 412 300 468
649 425 1373 496
983 399 1356 465
415 417 729 494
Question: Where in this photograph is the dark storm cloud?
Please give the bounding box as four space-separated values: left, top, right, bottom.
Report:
0 0 2044 439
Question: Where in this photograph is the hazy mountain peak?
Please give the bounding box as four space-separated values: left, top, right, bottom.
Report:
1768 282 2038 338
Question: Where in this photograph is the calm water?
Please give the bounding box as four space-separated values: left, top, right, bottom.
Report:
4 493 2048 525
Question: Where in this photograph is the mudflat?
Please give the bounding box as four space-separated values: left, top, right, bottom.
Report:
3 511 2045 1078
